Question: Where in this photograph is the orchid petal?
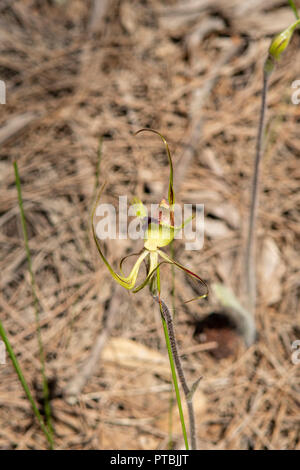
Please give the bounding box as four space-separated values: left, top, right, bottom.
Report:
133 259 169 293
157 249 208 301
92 184 149 289
119 250 144 276
131 196 148 219
135 128 175 209
144 213 194 251
144 221 175 250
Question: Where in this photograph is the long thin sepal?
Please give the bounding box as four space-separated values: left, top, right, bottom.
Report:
157 249 208 301
134 128 175 209
91 183 149 289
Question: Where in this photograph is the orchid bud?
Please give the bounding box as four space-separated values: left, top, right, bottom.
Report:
265 19 300 74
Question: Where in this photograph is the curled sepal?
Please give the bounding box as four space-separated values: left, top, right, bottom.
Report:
132 258 169 293
119 250 144 276
91 184 149 289
135 128 175 211
157 249 208 301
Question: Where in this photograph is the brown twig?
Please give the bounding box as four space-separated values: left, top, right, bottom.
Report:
88 0 110 35
0 112 41 146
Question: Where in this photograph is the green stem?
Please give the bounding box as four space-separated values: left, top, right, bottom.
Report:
168 391 175 449
168 241 176 449
156 267 189 450
0 322 54 448
13 161 54 447
244 71 269 314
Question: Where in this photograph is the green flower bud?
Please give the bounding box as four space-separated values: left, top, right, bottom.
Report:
264 19 300 74
269 19 300 60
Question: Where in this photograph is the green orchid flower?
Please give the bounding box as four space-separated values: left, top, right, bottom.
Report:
91 128 208 302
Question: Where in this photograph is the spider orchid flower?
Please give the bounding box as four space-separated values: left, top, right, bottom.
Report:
92 128 208 302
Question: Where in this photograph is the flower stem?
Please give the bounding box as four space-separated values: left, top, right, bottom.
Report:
244 71 269 314
154 295 199 450
168 242 176 449
156 268 189 450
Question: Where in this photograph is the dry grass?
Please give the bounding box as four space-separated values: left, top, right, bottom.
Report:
0 0 299 450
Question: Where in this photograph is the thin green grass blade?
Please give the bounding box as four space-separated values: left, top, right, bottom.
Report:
0 321 53 448
13 161 54 447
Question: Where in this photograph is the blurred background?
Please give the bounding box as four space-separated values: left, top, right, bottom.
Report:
0 0 299 450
